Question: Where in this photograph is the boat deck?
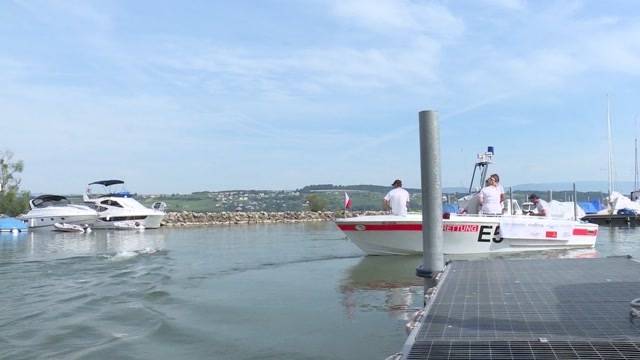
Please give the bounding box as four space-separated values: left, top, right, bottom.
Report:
403 257 640 359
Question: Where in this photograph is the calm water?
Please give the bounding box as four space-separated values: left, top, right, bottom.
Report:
1 223 640 359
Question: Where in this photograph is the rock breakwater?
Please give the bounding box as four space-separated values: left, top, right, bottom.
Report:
161 211 387 226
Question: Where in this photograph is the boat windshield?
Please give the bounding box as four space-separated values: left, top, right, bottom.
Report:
86 180 132 199
32 195 70 208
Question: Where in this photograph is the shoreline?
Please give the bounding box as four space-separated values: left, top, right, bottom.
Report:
161 210 386 226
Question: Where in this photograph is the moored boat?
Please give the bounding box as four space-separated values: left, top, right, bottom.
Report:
336 213 598 255
18 195 98 230
0 217 28 233
336 147 598 255
83 180 164 229
581 191 640 226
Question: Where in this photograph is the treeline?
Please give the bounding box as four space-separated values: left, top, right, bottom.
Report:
299 184 421 194
0 150 30 216
144 187 609 214
4 164 611 216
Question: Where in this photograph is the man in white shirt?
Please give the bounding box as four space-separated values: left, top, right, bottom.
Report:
479 176 502 215
528 193 550 217
384 179 410 216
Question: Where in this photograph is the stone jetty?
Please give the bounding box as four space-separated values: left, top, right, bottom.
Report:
161 210 386 226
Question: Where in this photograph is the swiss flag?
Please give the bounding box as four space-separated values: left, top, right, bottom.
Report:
344 192 352 209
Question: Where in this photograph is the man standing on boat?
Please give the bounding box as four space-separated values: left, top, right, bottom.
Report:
479 175 503 215
384 179 410 216
528 193 550 217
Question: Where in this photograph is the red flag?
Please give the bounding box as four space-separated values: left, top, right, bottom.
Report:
344 192 352 209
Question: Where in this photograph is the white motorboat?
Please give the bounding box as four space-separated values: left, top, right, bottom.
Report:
18 195 98 230
336 213 598 255
83 180 165 229
336 147 598 255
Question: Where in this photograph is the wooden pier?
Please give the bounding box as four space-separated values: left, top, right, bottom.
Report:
400 257 640 359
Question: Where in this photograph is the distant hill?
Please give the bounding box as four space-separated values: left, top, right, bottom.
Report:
299 184 423 194
442 187 468 193
512 181 637 193
45 182 618 213
300 182 638 194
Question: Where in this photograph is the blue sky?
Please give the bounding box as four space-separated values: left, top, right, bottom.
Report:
2 0 640 194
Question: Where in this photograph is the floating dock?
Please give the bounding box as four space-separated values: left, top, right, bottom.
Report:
401 257 640 359
582 213 640 227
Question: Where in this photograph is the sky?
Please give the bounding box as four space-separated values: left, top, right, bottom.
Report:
2 0 640 194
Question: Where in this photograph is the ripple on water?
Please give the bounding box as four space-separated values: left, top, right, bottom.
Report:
110 269 137 278
144 290 171 302
56 292 93 304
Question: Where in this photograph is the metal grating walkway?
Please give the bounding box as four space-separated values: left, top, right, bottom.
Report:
405 257 640 359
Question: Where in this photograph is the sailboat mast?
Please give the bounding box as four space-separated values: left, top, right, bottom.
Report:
633 138 638 191
607 98 613 198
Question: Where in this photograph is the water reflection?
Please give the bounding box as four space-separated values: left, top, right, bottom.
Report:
446 247 600 262
340 256 423 321
337 226 640 321
0 229 167 262
595 226 640 258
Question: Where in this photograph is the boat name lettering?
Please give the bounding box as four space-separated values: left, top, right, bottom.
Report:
442 224 479 232
477 225 503 243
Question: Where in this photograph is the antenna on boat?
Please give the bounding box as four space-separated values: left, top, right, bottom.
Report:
468 146 494 194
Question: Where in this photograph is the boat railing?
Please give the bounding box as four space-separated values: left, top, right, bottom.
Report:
446 212 580 221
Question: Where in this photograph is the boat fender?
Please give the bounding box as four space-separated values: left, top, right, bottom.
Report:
631 298 640 321
415 264 435 278
404 310 425 335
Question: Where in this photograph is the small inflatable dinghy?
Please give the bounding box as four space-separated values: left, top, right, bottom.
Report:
53 223 90 233
113 220 145 231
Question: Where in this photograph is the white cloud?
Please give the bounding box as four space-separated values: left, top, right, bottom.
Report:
0 56 33 81
504 51 585 87
585 25 640 75
151 37 442 98
447 6 640 98
330 0 464 38
12 0 113 31
480 0 527 11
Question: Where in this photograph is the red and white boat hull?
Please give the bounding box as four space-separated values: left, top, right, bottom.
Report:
335 214 598 256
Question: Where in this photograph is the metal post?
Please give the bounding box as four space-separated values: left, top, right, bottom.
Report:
509 187 513 215
549 190 553 202
573 183 578 221
418 110 444 280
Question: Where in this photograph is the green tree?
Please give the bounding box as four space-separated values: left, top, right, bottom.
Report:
0 150 29 216
305 194 327 212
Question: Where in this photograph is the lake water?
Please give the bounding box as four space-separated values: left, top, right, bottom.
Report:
1 223 640 359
